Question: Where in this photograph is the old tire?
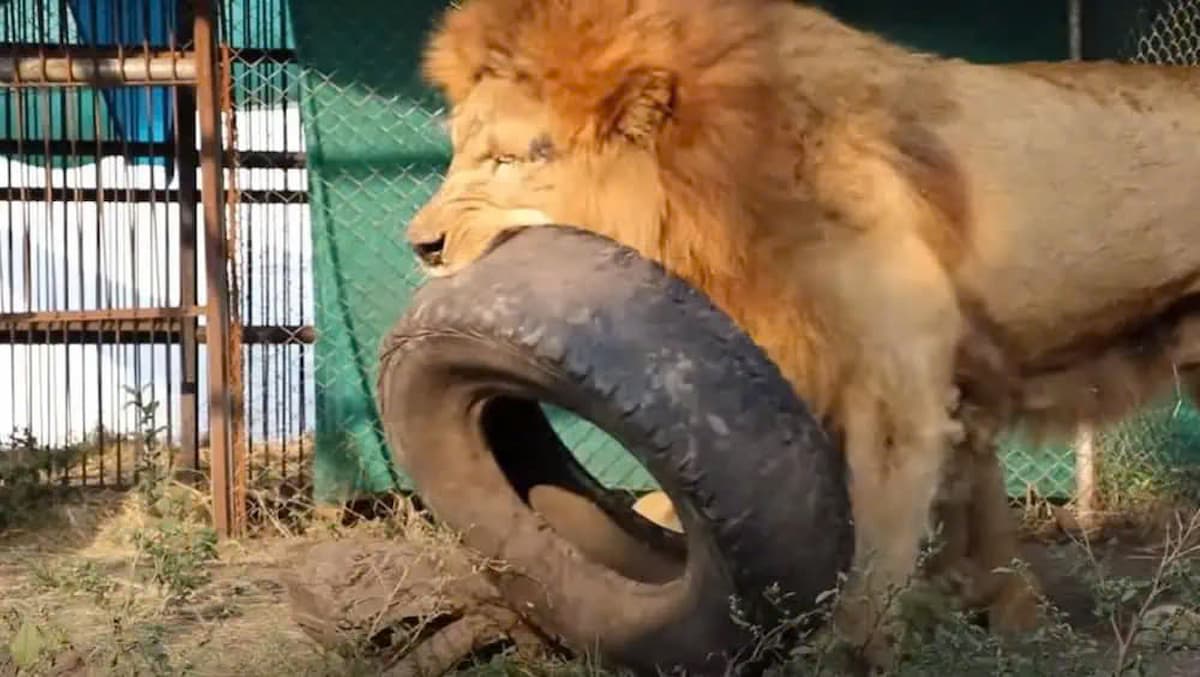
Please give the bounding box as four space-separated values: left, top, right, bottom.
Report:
376 225 852 675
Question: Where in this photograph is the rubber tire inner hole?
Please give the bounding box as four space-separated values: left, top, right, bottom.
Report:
480 395 688 585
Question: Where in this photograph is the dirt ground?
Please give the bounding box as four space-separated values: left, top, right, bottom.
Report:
1016 540 1200 676
3 490 1200 676
0 491 340 676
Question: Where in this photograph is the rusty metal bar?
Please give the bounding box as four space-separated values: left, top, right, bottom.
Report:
195 0 242 538
220 39 249 529
0 306 205 324
176 1 202 482
1 186 307 205
0 324 315 345
2 43 298 64
0 53 196 86
0 139 306 169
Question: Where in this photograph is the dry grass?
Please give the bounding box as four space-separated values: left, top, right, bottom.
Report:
5 437 1200 676
0 489 333 676
0 476 601 676
5 486 1200 676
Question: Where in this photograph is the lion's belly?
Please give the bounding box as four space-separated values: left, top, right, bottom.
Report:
937 65 1200 366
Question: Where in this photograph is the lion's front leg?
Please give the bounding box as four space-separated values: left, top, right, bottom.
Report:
833 370 956 668
798 229 966 668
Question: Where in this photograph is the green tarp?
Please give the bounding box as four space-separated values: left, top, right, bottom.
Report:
292 0 652 501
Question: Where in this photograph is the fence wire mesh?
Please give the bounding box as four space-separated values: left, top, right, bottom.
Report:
215 0 315 516
1128 0 1200 65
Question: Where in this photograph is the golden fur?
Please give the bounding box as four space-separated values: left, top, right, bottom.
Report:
406 0 1200 666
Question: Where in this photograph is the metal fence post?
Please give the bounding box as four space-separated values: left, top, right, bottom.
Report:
195 0 243 537
176 2 201 484
1068 0 1084 60
1065 0 1102 530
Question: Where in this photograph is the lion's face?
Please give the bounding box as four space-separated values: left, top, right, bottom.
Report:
406 78 669 278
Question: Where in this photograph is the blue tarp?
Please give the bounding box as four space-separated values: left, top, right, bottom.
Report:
66 0 178 169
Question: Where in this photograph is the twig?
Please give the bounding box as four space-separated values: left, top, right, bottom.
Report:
1107 509 1200 675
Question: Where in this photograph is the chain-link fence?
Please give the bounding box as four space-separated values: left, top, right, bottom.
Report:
215 0 315 516
292 0 1200 504
1128 0 1200 64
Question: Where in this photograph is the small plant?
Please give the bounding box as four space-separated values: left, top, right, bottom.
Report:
0 428 52 529
131 518 219 600
1 608 72 674
1066 508 1200 675
126 384 172 517
28 559 119 607
894 565 1099 677
121 385 220 603
715 533 1110 676
102 615 178 677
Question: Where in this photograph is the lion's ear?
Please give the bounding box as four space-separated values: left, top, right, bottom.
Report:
599 68 677 145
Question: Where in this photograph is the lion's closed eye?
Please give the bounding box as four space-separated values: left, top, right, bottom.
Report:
490 154 522 178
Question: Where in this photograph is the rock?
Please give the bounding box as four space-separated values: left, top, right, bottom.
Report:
1136 603 1200 649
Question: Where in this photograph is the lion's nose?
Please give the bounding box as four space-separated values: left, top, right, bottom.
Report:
410 234 447 267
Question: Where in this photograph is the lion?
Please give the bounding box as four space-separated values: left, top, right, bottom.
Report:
403 0 1200 667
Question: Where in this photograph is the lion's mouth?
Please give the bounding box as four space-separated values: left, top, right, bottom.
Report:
420 262 456 279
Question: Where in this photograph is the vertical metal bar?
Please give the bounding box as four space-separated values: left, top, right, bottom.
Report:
51 4 71 483
67 62 86 485
1068 0 1084 61
92 82 107 487
219 38 248 528
1066 0 1098 529
195 0 239 537
37 82 55 482
176 0 200 483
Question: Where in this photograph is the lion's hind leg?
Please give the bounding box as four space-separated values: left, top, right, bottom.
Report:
963 437 1042 633
930 442 1042 634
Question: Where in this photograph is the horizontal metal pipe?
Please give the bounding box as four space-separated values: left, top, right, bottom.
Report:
1 186 308 205
0 53 196 86
4 43 296 64
0 323 315 346
0 140 307 169
0 306 206 324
